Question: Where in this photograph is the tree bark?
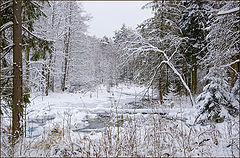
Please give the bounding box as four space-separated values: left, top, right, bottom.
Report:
50 2 56 93
51 55 56 92
12 0 23 141
61 3 72 92
61 34 69 92
166 64 169 93
45 55 52 96
158 77 163 104
41 64 46 94
0 3 2 154
192 65 197 94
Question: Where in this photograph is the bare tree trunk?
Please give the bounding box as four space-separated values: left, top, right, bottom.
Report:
41 64 46 94
12 0 23 141
158 77 163 104
45 67 50 96
191 54 198 95
61 3 72 92
192 65 197 94
45 55 52 96
61 35 69 92
51 54 56 92
51 3 56 93
0 3 2 154
166 64 169 93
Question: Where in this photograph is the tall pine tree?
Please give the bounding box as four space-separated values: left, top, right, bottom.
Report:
179 0 209 94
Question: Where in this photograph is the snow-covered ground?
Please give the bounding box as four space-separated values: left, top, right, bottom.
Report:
27 83 148 137
26 83 196 137
2 83 239 157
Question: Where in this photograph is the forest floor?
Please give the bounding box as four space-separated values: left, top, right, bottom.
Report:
1 83 239 157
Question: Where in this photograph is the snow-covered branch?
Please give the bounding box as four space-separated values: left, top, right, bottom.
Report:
217 7 239 16
1 44 14 60
0 0 12 13
0 21 13 32
122 31 196 106
22 26 54 42
221 59 240 68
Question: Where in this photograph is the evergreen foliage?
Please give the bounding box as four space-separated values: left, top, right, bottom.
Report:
196 67 238 125
179 0 209 94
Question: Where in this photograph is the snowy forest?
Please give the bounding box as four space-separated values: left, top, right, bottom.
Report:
0 0 239 157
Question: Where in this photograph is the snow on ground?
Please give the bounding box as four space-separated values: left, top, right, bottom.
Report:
27 83 150 138
26 83 197 139
2 83 238 157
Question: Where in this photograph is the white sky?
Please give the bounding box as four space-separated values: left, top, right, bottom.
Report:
81 1 152 38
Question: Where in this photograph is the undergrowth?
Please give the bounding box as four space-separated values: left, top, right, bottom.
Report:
1 110 238 157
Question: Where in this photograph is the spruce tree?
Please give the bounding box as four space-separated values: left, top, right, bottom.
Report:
179 0 209 94
196 1 239 124
196 67 238 125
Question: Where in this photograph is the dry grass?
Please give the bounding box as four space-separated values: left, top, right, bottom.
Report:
1 105 239 157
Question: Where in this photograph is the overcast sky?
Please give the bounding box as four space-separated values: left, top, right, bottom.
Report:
81 1 152 38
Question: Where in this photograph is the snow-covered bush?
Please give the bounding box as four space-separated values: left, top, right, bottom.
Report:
196 67 238 125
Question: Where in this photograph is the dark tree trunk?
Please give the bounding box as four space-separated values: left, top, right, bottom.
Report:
158 77 163 104
12 0 23 140
61 3 72 92
192 65 197 94
51 54 56 92
0 3 2 154
61 39 69 92
41 64 46 94
166 65 169 93
45 55 52 96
